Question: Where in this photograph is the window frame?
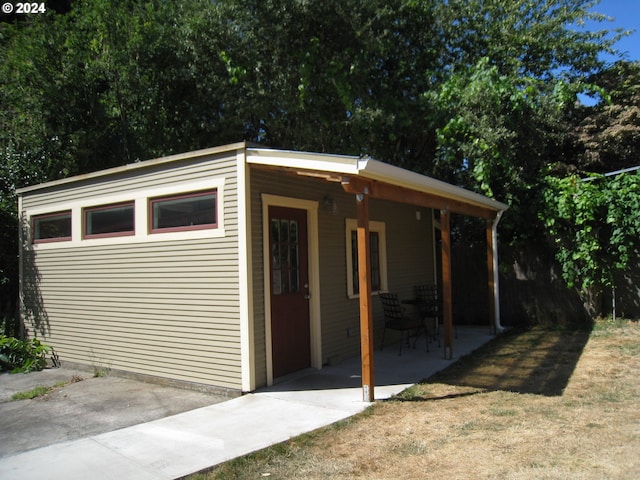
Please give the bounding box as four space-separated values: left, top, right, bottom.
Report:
83 201 135 239
345 218 388 299
148 189 218 234
32 210 72 244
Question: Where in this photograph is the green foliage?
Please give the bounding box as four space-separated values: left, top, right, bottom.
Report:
1 315 19 338
11 385 51 400
541 171 640 291
1 0 637 323
93 366 110 378
573 61 640 173
0 335 51 373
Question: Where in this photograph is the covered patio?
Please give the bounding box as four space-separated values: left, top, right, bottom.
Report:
257 325 494 407
247 148 509 401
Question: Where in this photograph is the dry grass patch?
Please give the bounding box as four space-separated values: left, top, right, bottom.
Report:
192 320 640 479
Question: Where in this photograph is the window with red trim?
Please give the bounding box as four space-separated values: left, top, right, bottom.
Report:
32 211 72 243
149 190 217 233
84 202 135 238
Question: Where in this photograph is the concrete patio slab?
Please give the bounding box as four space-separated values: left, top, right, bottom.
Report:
0 326 493 480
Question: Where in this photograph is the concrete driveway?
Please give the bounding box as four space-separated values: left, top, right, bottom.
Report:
0 326 494 479
0 367 231 458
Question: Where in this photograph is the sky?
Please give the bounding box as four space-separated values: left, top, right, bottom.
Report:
576 0 639 104
585 0 640 63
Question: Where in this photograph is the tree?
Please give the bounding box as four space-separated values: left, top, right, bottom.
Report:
541 61 640 298
541 171 640 292
573 61 640 173
0 0 238 328
1 0 635 326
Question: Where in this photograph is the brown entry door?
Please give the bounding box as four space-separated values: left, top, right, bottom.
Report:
269 206 311 378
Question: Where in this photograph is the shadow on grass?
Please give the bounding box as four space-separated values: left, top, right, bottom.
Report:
402 326 592 398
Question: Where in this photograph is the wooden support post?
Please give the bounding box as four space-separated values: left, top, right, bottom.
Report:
487 219 496 335
356 191 375 402
441 209 453 359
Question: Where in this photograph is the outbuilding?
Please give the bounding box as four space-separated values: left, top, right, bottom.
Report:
18 143 507 398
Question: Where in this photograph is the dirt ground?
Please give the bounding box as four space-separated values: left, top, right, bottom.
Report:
200 319 640 479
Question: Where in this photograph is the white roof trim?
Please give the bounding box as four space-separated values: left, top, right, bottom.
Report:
245 147 360 175
17 143 508 213
16 142 247 194
246 147 508 212
357 157 508 211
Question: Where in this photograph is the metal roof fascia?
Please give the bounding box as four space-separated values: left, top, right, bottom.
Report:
16 142 249 195
17 143 508 214
245 148 360 175
357 157 509 212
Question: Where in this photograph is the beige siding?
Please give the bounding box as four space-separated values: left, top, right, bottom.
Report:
249 182 267 388
249 168 331 383
319 197 434 361
20 152 243 390
249 167 435 382
22 155 237 209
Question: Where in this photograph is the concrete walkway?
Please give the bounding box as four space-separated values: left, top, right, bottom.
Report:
0 326 493 480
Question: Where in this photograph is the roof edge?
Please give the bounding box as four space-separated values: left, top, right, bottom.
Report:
358 158 509 212
17 143 508 214
245 147 360 174
16 142 249 195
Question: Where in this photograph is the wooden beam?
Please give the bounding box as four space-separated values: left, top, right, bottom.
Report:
356 191 375 402
487 219 496 335
342 176 497 219
254 166 498 220
441 209 453 359
341 176 372 196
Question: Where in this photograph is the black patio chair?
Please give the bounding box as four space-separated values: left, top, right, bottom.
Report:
378 292 427 355
415 284 457 343
415 284 441 347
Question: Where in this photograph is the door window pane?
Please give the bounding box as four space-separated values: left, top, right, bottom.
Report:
271 218 300 295
271 219 281 268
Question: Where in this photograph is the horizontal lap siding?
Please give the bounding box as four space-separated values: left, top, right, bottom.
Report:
22 156 234 208
21 153 243 390
319 199 434 359
249 172 266 387
250 169 362 370
381 201 434 299
249 169 332 384
249 168 435 371
317 204 361 363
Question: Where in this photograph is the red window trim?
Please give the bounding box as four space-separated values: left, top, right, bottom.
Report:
148 189 218 234
32 210 72 244
83 201 135 240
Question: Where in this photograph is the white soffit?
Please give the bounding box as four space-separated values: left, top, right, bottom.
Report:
246 147 360 175
17 143 508 213
357 157 509 212
247 147 508 213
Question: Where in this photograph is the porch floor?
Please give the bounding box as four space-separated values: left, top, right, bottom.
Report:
257 325 495 410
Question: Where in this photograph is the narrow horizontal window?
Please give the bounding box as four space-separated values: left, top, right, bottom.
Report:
149 189 217 233
32 211 72 243
84 202 135 239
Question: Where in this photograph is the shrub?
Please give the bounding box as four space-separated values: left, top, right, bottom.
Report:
0 335 52 373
